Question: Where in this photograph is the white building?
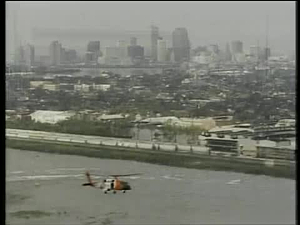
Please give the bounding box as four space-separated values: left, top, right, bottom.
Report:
275 119 296 127
43 84 60 91
92 84 111 91
30 81 53 88
74 84 91 92
30 110 76 124
49 41 62 65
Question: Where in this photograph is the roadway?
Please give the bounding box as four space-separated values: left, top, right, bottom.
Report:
6 129 208 154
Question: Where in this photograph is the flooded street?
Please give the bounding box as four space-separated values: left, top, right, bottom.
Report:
6 148 295 225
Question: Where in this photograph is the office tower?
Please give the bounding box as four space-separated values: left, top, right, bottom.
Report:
262 47 271 61
24 44 35 68
225 42 232 61
49 41 62 65
166 48 173 62
14 45 25 65
87 41 100 54
60 47 66 64
157 39 167 62
86 41 100 63
117 40 128 58
127 45 144 59
65 49 77 63
151 25 159 61
172 27 190 62
249 45 261 62
249 45 260 56
209 44 219 54
231 40 243 54
130 37 137 46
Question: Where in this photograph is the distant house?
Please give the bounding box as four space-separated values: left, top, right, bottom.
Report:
30 110 76 124
98 114 129 121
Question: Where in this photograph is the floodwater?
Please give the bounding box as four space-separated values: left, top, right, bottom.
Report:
6 148 295 225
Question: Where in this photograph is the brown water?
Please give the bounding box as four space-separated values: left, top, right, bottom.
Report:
6 148 295 225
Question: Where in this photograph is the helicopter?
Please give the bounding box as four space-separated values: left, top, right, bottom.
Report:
82 171 141 194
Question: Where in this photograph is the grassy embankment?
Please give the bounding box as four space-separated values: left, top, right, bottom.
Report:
6 118 133 138
6 138 295 179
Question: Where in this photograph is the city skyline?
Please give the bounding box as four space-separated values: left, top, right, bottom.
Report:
6 1 295 58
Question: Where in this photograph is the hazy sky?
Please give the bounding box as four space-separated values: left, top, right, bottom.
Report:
6 1 295 56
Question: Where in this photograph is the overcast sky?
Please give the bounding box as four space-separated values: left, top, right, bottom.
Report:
6 1 295 56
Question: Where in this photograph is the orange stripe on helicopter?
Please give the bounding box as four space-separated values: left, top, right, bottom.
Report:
114 178 123 190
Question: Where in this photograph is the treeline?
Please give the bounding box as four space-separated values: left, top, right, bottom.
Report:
6 118 133 138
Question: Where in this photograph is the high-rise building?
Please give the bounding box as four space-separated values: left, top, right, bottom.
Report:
157 39 167 62
14 45 25 65
117 40 128 58
127 45 144 59
225 42 232 61
49 41 62 65
249 45 260 57
172 27 190 62
151 25 159 61
130 37 137 46
263 47 271 60
231 40 243 54
166 48 174 62
209 44 219 54
24 44 35 68
61 47 66 64
86 41 100 64
87 41 100 54
65 49 77 63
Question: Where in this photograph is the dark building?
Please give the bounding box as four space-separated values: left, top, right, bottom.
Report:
231 40 243 54
263 47 271 61
127 45 144 59
85 52 96 63
60 47 66 63
172 27 190 62
87 41 100 53
151 26 159 61
86 41 100 63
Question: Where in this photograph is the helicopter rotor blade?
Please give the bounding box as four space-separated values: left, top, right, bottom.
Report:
109 173 143 177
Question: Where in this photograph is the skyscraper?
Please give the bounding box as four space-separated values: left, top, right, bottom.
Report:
24 44 35 68
65 49 77 63
172 27 190 62
231 40 243 54
249 45 261 61
130 37 137 46
14 45 25 65
49 41 62 66
86 41 100 63
117 40 128 59
151 25 159 61
225 42 232 61
87 41 100 54
128 46 144 59
157 39 167 62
